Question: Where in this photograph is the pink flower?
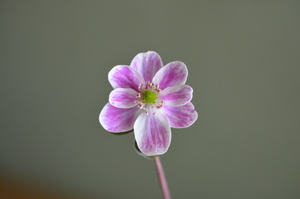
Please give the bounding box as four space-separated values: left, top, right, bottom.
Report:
99 51 198 156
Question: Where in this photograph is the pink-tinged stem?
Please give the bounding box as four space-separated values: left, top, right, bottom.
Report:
154 156 171 199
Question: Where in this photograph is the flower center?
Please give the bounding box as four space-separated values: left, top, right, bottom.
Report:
141 90 158 104
134 82 165 114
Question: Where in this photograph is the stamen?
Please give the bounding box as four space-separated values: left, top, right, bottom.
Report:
135 82 165 111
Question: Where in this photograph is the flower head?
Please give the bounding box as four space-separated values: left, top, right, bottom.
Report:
99 51 198 156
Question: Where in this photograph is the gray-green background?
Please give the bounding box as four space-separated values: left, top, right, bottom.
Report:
1 1 300 199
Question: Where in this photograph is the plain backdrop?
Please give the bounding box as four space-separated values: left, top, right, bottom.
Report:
1 1 300 199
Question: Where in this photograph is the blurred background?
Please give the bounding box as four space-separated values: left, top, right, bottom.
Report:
1 1 300 199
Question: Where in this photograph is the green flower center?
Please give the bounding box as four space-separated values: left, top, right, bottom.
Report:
141 90 158 104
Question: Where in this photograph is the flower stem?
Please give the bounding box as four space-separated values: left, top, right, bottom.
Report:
154 156 171 199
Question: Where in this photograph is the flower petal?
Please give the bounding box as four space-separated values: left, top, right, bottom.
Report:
160 102 198 128
130 51 163 83
160 85 193 107
134 110 171 156
153 61 188 90
108 65 143 92
109 88 138 108
99 103 142 132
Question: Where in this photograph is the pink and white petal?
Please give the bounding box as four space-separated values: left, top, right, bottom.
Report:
160 85 193 107
134 110 171 156
109 88 138 108
130 51 163 83
99 103 142 132
153 61 188 90
160 102 198 128
108 65 143 92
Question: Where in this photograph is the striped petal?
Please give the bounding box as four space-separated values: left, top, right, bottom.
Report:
134 110 171 156
160 102 198 128
160 85 193 107
108 65 143 92
130 51 163 82
109 88 138 108
99 103 142 132
153 61 188 90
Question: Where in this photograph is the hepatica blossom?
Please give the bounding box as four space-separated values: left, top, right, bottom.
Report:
99 51 198 156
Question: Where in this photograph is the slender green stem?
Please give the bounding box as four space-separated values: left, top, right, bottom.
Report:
154 156 171 199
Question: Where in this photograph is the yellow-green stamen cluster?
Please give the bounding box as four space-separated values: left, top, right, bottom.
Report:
135 82 165 114
141 90 158 104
